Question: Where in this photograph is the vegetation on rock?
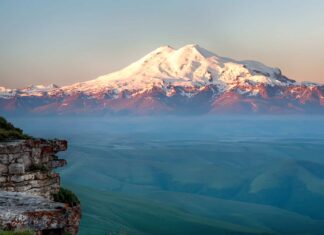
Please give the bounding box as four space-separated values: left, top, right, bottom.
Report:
0 231 33 235
0 117 30 141
53 187 80 207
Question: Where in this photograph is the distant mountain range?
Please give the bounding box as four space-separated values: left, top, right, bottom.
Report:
1 44 324 115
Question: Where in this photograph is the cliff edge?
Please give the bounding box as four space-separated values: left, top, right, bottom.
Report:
0 117 81 235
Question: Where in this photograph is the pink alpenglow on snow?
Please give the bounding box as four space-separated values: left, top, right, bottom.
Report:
0 45 323 115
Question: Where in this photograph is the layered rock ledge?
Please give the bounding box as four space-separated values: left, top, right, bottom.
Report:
0 139 81 234
0 191 81 234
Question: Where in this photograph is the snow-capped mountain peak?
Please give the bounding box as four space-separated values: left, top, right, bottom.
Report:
1 44 323 115
0 84 60 99
0 86 16 99
19 84 59 97
23 84 59 92
60 44 294 96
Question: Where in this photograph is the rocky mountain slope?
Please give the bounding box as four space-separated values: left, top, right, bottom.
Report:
1 44 323 115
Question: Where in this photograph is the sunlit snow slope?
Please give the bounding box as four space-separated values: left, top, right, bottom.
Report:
1 44 323 115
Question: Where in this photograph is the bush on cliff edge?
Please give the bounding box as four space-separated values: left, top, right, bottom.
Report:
0 117 30 141
53 187 80 207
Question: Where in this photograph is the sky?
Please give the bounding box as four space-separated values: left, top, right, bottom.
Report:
0 0 323 88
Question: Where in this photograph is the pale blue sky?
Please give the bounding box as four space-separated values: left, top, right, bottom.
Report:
0 0 323 88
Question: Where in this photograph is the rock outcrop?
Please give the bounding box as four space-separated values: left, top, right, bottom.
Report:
0 191 81 234
0 139 81 234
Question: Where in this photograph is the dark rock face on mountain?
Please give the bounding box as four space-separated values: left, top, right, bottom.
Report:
0 139 81 234
1 44 324 115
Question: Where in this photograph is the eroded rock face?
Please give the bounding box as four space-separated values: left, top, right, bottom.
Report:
0 139 81 234
0 191 81 234
0 139 67 199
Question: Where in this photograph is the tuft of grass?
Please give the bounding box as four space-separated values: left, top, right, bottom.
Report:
53 187 80 207
0 231 34 235
0 116 31 141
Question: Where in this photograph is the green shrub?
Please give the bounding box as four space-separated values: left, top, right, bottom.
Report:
53 187 80 207
0 116 31 141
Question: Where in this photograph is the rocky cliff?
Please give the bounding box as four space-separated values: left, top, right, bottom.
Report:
0 138 81 234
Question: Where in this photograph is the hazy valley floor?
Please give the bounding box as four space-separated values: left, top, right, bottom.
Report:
9 116 324 235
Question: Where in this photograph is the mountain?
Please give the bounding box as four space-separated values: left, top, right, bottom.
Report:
1 44 324 115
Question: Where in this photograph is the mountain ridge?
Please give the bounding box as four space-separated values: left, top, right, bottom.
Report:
1 44 324 115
